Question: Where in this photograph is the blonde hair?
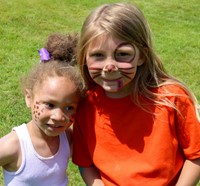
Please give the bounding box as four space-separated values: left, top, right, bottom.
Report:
78 2 199 117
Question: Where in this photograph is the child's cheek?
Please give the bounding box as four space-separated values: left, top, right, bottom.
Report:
66 114 76 127
33 101 44 122
70 114 75 123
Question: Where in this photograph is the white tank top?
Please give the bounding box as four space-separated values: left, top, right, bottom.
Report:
3 123 70 186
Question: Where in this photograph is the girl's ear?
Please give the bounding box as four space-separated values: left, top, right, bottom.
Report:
137 48 147 66
137 54 145 66
25 89 32 108
137 57 145 66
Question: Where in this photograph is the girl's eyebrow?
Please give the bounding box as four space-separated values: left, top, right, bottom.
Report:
116 42 134 48
89 46 103 52
88 49 105 55
89 49 103 52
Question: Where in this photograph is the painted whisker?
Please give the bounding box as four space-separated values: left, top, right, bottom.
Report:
121 71 135 75
90 71 101 75
88 67 102 70
119 67 135 70
92 74 101 79
120 72 133 79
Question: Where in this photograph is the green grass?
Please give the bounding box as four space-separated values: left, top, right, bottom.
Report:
0 0 200 185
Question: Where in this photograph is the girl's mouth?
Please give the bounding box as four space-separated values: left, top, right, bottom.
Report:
102 77 121 82
46 124 62 129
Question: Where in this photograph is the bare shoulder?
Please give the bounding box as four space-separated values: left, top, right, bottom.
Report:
0 130 20 168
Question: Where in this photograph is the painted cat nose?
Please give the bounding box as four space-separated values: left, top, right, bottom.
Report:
103 64 118 72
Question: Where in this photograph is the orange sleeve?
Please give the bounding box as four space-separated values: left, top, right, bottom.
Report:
175 91 200 159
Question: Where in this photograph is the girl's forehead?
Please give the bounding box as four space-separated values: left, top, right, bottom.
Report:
34 76 73 92
33 76 78 99
88 33 126 49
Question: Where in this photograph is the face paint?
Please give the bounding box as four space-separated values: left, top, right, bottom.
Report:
70 113 75 122
117 79 123 90
119 66 136 80
88 67 102 79
86 34 144 97
33 101 43 122
114 43 136 63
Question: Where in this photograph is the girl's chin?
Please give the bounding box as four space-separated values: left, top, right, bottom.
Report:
44 125 66 135
102 85 121 92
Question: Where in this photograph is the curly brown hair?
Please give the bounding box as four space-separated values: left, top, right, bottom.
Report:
21 33 85 97
44 33 79 66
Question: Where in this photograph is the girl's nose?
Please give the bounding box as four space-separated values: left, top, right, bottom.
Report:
103 63 118 72
51 109 68 122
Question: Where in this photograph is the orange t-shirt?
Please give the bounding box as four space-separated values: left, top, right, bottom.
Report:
72 85 200 186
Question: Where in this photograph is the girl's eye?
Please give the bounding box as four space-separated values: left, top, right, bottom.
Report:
115 52 135 62
65 106 75 111
45 103 55 109
89 53 104 60
114 43 136 62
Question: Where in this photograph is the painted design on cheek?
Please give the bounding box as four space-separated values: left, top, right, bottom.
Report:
33 101 43 122
119 67 136 71
114 43 136 62
117 79 123 90
64 114 75 128
88 67 102 70
88 67 102 79
120 67 136 80
69 114 75 123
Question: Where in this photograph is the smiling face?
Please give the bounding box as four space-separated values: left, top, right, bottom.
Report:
86 33 144 98
25 76 79 137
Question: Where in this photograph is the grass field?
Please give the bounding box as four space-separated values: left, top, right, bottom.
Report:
0 0 200 185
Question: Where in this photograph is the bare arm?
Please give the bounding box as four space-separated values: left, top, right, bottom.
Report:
176 158 200 186
79 165 104 186
0 131 21 171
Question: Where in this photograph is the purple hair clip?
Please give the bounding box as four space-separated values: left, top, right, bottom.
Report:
38 48 50 62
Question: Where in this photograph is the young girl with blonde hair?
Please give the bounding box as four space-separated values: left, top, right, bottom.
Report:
72 2 200 186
